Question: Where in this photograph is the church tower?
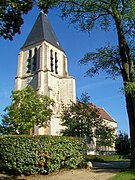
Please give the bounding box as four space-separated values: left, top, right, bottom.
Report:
15 12 76 135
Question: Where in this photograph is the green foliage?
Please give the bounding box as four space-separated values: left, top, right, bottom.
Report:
96 123 116 149
80 45 121 79
124 82 135 95
110 170 135 180
0 86 54 135
0 0 33 40
61 92 116 147
0 135 87 175
115 132 131 156
61 93 97 142
37 0 57 13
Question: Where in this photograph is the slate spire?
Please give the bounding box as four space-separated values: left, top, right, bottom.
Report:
21 12 64 51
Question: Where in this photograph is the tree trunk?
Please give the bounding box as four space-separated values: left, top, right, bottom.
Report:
111 1 135 168
125 91 135 169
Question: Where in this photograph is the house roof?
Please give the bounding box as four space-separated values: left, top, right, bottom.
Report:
88 103 116 123
98 107 116 123
21 12 64 51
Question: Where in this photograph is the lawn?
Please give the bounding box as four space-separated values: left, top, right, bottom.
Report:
85 154 130 162
110 170 135 180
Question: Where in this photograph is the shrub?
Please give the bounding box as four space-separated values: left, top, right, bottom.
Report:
0 135 87 175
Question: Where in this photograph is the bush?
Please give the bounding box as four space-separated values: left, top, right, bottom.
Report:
0 135 87 175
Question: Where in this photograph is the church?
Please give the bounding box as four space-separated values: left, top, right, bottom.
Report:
15 12 76 135
15 12 117 153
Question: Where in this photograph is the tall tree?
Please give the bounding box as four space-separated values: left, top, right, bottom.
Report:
61 93 116 150
0 86 54 135
37 0 135 169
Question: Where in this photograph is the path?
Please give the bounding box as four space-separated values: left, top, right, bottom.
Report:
0 162 130 180
93 161 130 169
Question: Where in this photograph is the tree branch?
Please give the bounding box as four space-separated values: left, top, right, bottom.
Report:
58 0 113 15
92 13 109 20
100 0 110 5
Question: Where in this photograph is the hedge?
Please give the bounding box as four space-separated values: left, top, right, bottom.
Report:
0 135 87 175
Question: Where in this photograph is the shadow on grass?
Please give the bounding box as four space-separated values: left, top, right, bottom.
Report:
92 168 124 173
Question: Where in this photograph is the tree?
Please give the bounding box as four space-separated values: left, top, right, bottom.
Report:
95 124 116 152
115 131 131 156
61 93 116 150
0 0 54 40
37 0 135 168
0 86 54 135
0 0 33 40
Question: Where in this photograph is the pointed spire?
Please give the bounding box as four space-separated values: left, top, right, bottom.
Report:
21 12 64 51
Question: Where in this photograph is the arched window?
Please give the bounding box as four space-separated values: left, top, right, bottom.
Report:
55 52 58 74
32 48 37 72
50 49 54 72
26 50 32 73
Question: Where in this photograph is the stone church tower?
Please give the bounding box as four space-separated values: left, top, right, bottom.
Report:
15 12 76 135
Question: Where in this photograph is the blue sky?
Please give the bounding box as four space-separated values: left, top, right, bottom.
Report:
0 6 129 135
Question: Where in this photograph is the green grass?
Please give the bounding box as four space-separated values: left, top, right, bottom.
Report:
85 155 130 162
110 170 135 180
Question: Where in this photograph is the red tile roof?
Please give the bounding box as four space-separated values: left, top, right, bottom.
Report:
98 107 116 122
88 103 116 123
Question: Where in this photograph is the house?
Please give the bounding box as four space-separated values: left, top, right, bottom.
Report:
87 104 117 154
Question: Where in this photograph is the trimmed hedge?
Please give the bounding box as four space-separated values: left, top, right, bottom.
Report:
0 135 87 175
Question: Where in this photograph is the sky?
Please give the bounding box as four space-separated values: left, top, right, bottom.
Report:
0 6 130 135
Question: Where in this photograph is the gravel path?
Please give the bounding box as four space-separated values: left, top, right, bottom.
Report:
0 169 119 180
0 162 130 180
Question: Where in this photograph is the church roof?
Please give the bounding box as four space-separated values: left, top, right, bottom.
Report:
21 12 64 51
